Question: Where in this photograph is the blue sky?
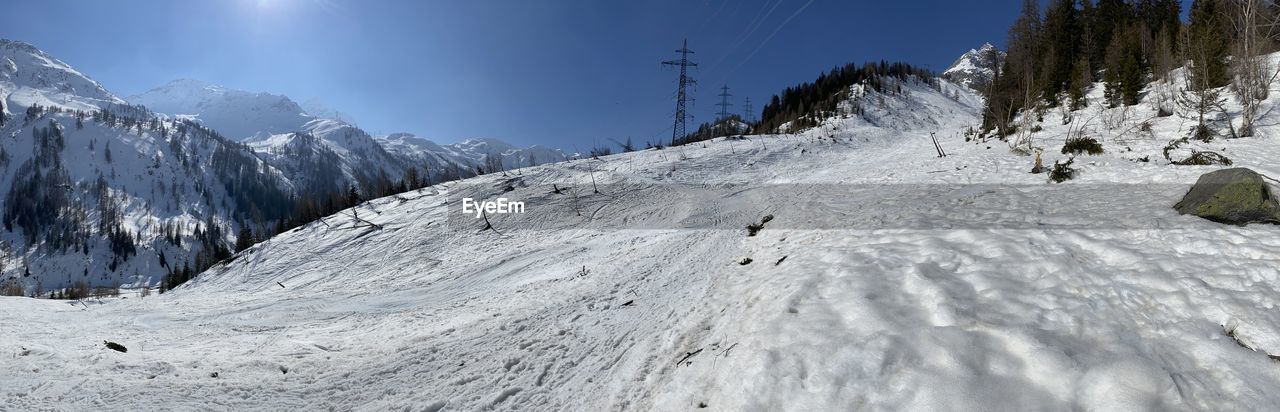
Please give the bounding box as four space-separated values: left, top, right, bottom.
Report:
0 0 1188 149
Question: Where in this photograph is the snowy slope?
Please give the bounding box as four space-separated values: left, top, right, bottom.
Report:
7 67 1280 411
0 39 124 114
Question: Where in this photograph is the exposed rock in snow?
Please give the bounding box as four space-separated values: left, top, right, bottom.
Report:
1175 168 1280 225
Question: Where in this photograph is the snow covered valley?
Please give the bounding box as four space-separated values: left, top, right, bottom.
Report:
6 76 1280 411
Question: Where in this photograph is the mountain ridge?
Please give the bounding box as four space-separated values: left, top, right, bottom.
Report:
942 42 1004 93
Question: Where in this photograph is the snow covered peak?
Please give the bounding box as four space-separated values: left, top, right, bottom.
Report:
0 39 124 112
942 43 1004 92
377 133 569 171
381 132 447 152
453 137 519 154
128 79 311 140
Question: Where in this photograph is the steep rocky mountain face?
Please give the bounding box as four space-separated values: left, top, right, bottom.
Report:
942 43 1005 94
247 119 411 196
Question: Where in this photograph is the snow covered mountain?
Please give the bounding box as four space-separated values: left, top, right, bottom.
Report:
132 80 569 182
0 40 307 293
10 52 1280 410
1 39 124 114
942 43 1004 93
130 80 426 193
128 79 312 141
247 119 410 195
379 133 569 173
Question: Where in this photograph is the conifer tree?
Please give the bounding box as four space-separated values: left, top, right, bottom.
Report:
404 167 421 190
1040 0 1084 102
983 0 1043 136
1188 0 1231 90
234 225 254 253
1087 0 1132 79
1103 24 1146 107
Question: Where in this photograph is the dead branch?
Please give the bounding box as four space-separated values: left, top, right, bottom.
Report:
718 342 739 358
340 207 383 230
480 209 505 236
675 348 704 366
589 169 601 194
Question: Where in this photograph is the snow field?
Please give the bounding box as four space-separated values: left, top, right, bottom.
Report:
4 76 1280 410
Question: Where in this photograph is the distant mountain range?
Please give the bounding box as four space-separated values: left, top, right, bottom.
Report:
128 78 570 179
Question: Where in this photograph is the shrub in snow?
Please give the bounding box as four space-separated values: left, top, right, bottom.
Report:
589 146 612 158
1048 157 1077 183
1172 151 1232 166
1192 125 1214 142
1061 136 1103 155
2 281 23 297
66 281 90 300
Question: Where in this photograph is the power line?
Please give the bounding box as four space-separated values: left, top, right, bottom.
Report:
742 96 754 124
662 39 698 146
716 85 733 121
